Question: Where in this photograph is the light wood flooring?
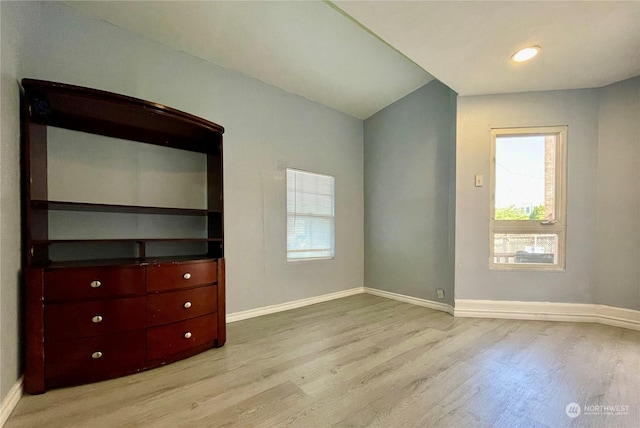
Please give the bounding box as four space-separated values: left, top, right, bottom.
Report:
6 294 640 427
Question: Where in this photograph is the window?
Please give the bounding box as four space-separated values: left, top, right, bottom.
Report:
286 168 335 261
490 126 567 270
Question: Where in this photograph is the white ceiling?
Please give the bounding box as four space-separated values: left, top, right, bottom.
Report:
63 1 434 120
64 1 639 118
334 1 640 96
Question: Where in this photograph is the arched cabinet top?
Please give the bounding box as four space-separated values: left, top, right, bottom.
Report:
21 79 224 154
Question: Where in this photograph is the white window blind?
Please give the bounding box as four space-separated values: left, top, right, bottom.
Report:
286 169 335 261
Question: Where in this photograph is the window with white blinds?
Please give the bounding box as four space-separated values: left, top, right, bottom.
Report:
286 168 335 261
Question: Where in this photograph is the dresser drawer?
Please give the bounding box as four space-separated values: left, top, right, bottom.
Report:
147 314 217 361
46 297 146 340
45 266 145 302
45 330 145 386
146 260 216 292
147 285 217 327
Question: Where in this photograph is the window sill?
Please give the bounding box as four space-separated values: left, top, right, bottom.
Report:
489 263 565 272
287 256 335 263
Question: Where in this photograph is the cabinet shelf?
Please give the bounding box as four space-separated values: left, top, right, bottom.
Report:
32 238 223 246
37 255 217 269
31 200 221 216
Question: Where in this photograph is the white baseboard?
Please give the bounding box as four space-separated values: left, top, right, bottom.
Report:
364 287 454 315
596 304 640 330
454 300 596 322
225 285 639 332
0 377 23 427
227 287 365 323
455 299 640 331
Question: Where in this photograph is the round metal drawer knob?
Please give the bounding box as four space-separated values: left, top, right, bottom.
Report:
183 273 191 280
92 315 103 323
90 280 102 288
183 301 192 309
184 332 192 339
92 351 103 359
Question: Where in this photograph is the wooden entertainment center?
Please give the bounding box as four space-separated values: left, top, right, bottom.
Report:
21 79 226 394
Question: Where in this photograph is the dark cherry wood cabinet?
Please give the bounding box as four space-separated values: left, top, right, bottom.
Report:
21 79 226 394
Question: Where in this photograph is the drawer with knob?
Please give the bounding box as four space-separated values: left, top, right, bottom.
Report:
146 260 217 292
147 285 217 327
45 330 145 388
44 266 145 302
24 258 224 393
46 297 146 340
147 313 217 361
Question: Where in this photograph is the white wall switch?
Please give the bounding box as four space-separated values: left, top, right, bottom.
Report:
475 174 483 187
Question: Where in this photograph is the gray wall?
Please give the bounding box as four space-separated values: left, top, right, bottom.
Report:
456 89 600 304
47 129 209 260
595 76 640 310
456 82 640 311
23 0 365 308
364 80 457 305
47 128 208 209
0 0 364 403
0 0 28 404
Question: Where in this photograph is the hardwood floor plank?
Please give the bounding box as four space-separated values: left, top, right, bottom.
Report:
6 294 640 428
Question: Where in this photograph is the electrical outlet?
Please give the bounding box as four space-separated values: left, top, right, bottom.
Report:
475 174 483 187
436 288 445 299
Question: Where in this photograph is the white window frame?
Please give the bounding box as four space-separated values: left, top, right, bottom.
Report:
489 126 567 271
286 168 335 262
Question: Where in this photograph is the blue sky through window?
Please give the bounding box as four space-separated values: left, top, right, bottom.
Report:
495 136 545 209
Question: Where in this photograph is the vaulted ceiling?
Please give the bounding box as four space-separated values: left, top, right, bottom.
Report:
65 1 640 119
336 1 640 97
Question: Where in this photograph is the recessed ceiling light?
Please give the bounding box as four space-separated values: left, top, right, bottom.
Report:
512 46 540 62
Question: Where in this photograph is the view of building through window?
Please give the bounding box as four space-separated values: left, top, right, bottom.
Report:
491 128 566 269
494 135 555 221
